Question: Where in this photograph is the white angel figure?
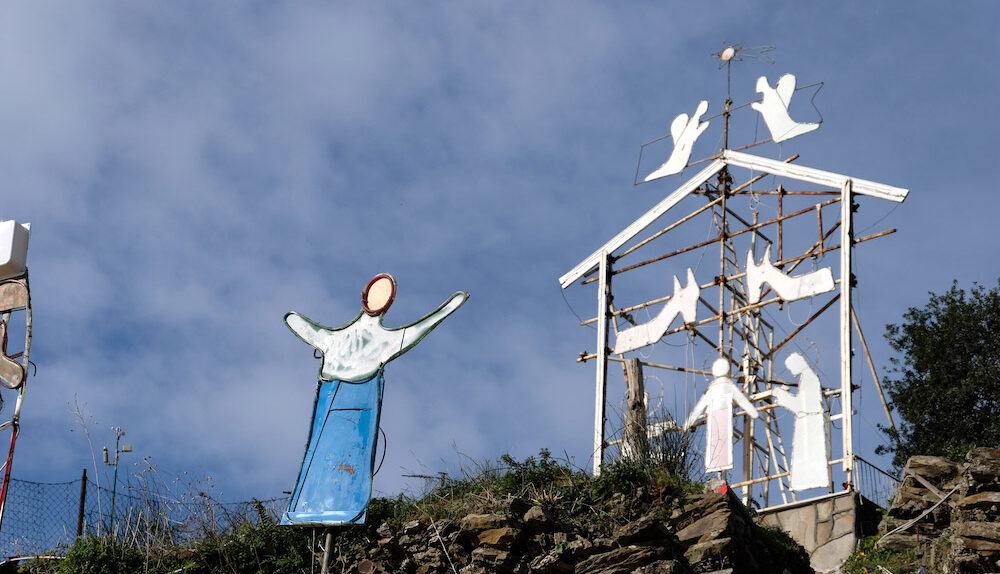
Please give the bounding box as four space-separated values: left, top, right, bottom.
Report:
750 74 819 143
644 101 711 182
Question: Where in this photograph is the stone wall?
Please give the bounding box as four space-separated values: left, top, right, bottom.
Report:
877 447 1000 572
758 491 876 574
342 488 813 574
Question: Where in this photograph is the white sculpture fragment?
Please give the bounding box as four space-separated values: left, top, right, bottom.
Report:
750 74 819 143
772 353 831 491
684 358 759 473
745 245 834 304
614 269 699 354
644 101 711 182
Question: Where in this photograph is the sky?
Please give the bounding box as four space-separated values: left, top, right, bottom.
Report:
0 2 997 507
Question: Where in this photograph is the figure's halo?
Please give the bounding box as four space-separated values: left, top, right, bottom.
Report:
362 273 396 316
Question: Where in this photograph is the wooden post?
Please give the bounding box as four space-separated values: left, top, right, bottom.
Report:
622 359 647 462
851 307 896 432
840 179 854 479
593 252 611 476
76 468 87 538
321 529 334 574
741 355 753 505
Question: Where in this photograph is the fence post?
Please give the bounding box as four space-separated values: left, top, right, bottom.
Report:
76 468 87 538
623 358 648 462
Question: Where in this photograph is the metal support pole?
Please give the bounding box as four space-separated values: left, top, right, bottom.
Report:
851 307 897 432
77 468 87 538
741 355 753 505
593 252 611 476
840 179 854 478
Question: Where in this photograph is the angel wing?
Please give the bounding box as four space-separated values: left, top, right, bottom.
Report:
669 112 689 144
775 74 797 106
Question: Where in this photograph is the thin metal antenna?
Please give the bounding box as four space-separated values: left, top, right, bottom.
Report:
713 43 776 102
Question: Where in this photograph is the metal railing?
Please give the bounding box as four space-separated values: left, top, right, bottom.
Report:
853 454 900 508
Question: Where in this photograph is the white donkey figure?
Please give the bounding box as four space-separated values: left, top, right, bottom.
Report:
745 245 834 305
614 269 700 354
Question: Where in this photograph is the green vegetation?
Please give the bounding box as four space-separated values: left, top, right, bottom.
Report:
24 446 704 573
879 280 1000 468
841 535 919 574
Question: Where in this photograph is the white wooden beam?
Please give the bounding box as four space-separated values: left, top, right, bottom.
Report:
840 179 854 477
724 150 908 203
593 252 611 476
559 160 726 289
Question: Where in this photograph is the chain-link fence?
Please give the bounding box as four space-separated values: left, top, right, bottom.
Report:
0 471 289 558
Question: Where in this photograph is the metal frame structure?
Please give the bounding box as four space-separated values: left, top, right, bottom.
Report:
560 89 906 508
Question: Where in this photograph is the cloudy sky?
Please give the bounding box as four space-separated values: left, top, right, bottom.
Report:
0 2 997 505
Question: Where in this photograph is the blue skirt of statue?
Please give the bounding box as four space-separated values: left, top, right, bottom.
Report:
282 371 384 525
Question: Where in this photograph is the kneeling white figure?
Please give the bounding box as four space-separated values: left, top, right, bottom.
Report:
772 352 831 492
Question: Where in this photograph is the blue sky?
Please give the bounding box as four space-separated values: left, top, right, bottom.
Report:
0 2 997 504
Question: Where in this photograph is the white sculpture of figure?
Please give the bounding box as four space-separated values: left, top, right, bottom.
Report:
745 245 834 304
644 101 711 182
772 353 831 491
614 269 700 354
750 74 819 143
684 358 759 473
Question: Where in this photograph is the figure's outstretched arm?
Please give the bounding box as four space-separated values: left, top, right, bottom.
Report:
683 392 711 431
730 385 760 419
285 311 335 350
771 387 798 412
391 292 469 360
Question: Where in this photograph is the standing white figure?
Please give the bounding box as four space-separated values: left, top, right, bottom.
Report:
282 274 468 525
750 74 819 143
644 101 711 182
614 269 700 354
772 353 831 491
745 245 834 304
684 358 759 473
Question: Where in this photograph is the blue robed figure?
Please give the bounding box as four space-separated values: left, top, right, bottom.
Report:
282 274 467 525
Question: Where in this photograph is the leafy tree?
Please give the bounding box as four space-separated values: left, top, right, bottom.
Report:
877 280 1000 468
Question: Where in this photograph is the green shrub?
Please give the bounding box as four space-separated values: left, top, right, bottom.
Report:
842 535 919 574
57 536 143 574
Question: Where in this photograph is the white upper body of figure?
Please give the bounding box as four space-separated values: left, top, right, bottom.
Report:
285 274 469 382
683 358 759 430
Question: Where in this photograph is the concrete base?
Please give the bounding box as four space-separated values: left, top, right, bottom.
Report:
758 491 878 574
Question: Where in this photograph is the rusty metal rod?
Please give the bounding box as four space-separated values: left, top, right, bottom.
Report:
583 227 893 326
851 307 896 431
582 198 844 284
729 190 841 196
763 294 841 360
618 196 723 260
731 471 791 489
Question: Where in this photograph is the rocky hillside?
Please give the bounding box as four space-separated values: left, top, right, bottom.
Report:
323 454 813 574
868 447 1000 573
